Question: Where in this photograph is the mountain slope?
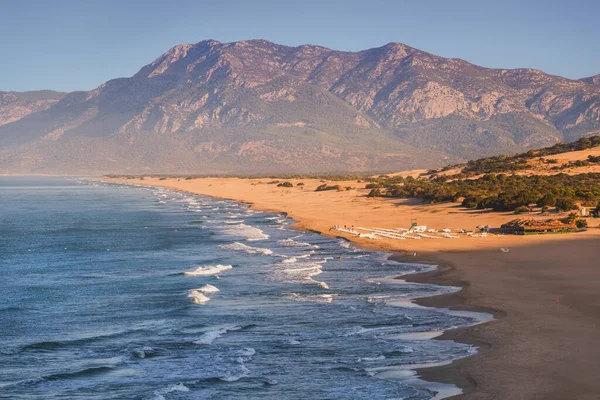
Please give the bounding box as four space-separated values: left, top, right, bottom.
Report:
0 39 599 174
0 90 66 127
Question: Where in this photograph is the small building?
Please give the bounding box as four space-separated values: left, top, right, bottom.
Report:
499 218 576 235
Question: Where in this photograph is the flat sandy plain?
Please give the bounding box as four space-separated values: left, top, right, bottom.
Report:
105 176 600 399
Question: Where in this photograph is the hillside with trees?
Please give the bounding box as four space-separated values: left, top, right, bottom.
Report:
365 136 600 213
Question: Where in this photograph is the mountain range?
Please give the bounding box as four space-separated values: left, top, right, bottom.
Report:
1 39 599 174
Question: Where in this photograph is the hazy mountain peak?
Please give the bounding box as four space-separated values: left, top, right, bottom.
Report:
581 74 600 85
1 39 599 175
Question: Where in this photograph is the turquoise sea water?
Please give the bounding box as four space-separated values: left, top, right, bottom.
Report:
0 177 487 399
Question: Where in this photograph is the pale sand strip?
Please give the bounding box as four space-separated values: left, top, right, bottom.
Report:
103 176 599 253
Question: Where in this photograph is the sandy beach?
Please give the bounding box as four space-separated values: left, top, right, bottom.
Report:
104 176 600 399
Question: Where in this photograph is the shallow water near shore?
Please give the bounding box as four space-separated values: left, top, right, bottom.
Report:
1 177 488 399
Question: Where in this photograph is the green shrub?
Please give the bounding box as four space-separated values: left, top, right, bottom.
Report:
567 212 579 223
315 184 340 192
576 219 588 228
278 181 293 188
367 188 382 197
462 197 478 209
556 198 576 212
588 155 600 163
514 205 530 214
537 194 556 207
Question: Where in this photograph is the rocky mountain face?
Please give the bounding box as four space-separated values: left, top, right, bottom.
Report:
581 74 600 86
0 40 598 174
0 91 65 127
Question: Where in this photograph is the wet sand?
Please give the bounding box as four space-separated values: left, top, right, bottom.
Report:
104 176 600 399
402 239 600 399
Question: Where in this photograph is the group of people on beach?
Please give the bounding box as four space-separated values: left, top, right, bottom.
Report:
329 225 356 232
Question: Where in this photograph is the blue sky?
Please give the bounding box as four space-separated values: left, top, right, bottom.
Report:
1 0 598 92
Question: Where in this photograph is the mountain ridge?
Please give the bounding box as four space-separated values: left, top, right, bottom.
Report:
0 39 598 174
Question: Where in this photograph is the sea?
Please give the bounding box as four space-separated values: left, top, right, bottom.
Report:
0 177 491 400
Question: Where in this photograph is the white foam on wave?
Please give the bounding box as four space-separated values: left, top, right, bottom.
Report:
277 238 318 248
187 290 211 304
219 347 256 382
390 331 444 340
274 261 329 289
193 325 242 345
358 355 386 362
337 239 352 249
222 224 269 241
132 346 157 359
365 361 463 400
224 219 245 224
220 363 250 382
220 242 273 255
184 264 232 276
197 284 220 293
152 383 190 400
296 252 313 259
234 347 256 357
285 293 338 304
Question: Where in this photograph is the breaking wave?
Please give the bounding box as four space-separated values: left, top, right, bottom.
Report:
222 224 269 241
184 264 232 276
220 242 273 255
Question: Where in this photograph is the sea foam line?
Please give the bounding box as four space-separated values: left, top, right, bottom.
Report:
184 264 232 276
220 242 273 255
222 223 269 241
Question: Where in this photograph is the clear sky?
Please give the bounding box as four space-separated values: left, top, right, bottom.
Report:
1 0 598 92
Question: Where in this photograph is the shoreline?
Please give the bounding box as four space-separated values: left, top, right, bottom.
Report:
393 256 502 397
101 177 600 399
395 241 600 399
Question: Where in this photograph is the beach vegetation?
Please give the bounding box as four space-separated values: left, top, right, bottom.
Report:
514 205 530 214
567 212 579 223
425 136 600 176
367 188 382 197
277 181 293 188
315 184 341 192
556 197 577 212
365 172 600 212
